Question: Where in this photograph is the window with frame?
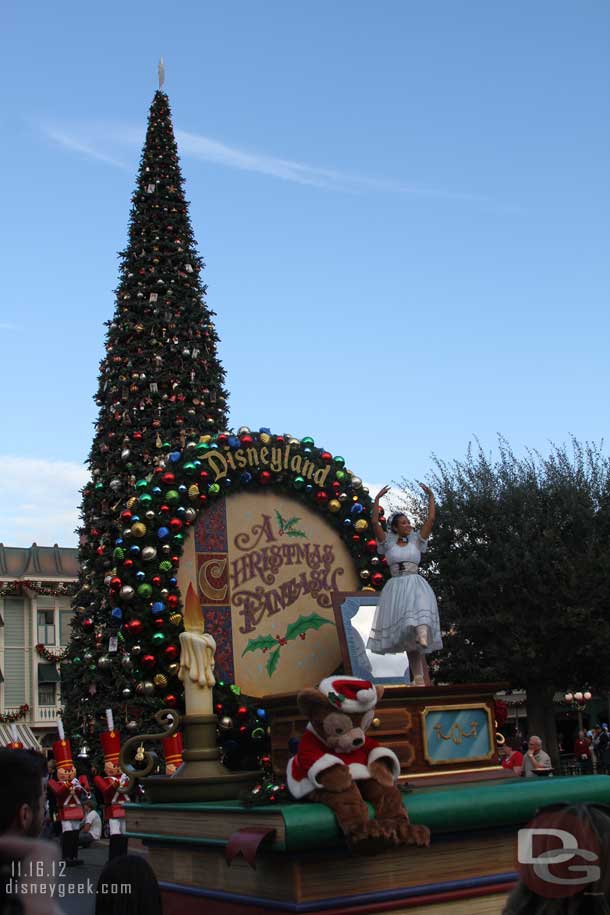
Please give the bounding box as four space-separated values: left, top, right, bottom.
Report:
59 611 73 646
38 683 56 707
37 610 55 645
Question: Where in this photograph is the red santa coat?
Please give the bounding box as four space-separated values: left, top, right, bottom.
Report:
48 777 90 822
287 725 401 799
94 776 127 820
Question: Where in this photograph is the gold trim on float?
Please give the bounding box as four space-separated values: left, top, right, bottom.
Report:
421 703 495 765
399 765 504 780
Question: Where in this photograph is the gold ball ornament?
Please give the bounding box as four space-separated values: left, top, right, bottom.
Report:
259 432 271 445
153 674 168 688
362 585 376 593
131 522 147 538
127 497 137 510
167 662 179 676
188 484 200 501
198 435 212 444
328 499 342 513
354 519 369 532
169 613 182 627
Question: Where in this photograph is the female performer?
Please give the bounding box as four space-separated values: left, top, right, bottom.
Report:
367 484 442 686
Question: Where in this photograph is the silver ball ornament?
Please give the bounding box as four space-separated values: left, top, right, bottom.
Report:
120 585 135 601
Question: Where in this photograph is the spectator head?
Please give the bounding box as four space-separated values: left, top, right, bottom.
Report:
503 803 610 914
94 854 162 915
0 748 47 837
528 736 542 752
83 800 97 813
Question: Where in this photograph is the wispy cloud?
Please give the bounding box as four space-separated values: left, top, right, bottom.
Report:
0 456 87 548
43 126 129 170
38 121 497 205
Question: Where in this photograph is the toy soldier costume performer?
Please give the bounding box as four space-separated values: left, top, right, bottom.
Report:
48 721 90 866
94 709 129 860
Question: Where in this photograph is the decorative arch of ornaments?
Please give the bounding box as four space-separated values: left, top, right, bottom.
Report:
74 430 389 708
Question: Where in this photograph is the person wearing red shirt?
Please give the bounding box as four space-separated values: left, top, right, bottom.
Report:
574 730 592 773
500 744 524 774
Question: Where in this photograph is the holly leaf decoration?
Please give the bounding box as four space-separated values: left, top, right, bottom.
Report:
282 516 301 530
286 529 307 539
266 646 281 677
242 634 278 656
285 614 334 641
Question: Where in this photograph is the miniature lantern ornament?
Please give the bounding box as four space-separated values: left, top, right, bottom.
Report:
178 583 216 715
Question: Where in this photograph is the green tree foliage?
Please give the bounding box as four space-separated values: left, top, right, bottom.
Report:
404 438 610 762
61 91 228 748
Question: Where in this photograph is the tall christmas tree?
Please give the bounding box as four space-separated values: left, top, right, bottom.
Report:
61 89 229 749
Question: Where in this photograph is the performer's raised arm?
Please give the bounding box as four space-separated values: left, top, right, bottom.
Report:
372 485 391 543
419 484 436 540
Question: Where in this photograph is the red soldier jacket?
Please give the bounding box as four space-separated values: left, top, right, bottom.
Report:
94 775 128 820
48 777 90 822
286 725 400 799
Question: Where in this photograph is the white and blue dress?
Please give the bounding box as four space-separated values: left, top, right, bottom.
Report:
366 532 443 655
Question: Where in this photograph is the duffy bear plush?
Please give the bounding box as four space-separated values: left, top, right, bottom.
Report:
287 676 430 853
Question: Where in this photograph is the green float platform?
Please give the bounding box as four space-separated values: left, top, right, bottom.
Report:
126 775 610 915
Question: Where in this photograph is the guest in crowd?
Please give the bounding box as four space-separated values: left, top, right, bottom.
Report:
95 854 163 915
521 736 552 777
574 729 592 774
500 743 524 775
79 800 102 848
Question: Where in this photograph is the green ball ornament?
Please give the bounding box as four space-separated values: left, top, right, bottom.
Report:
136 479 148 492
137 583 153 598
209 483 220 495
182 462 196 474
196 442 210 455
301 437 314 447
113 548 125 561
94 482 104 491
333 456 346 468
152 632 166 644
159 560 173 572
293 476 305 490
73 656 81 665
165 490 180 504
138 493 152 505
335 470 347 482
172 533 184 543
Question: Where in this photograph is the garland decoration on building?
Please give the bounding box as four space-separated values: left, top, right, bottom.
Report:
36 644 67 662
0 705 30 723
0 580 76 598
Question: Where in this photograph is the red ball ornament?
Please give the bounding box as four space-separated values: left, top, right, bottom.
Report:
167 594 179 609
164 645 178 660
321 451 332 463
352 534 361 543
241 435 253 445
199 494 208 506
161 472 175 485
153 617 165 628
154 466 164 475
316 491 329 504
133 431 143 441
128 619 143 635
331 481 341 493
96 546 105 556
123 559 134 569
171 556 180 566
199 471 210 482
164 694 178 707
120 511 132 523
237 706 248 716
141 654 156 669
152 576 162 587
109 577 122 590
366 539 377 554
371 572 385 587
159 504 170 514
82 618 94 631
217 434 229 444
215 703 223 713
169 518 182 533
259 471 272 485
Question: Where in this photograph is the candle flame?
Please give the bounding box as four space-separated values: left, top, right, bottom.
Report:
183 583 203 632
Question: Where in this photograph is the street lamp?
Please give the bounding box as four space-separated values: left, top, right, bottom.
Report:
564 689 592 732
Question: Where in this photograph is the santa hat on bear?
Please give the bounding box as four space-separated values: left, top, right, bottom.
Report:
100 709 121 765
53 720 74 769
317 676 378 714
6 723 23 750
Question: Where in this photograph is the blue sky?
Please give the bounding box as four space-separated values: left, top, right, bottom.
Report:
1 1 609 547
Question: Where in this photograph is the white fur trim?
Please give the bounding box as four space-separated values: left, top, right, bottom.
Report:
348 763 371 781
286 752 345 799
368 747 401 782
286 757 315 799
308 753 345 787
